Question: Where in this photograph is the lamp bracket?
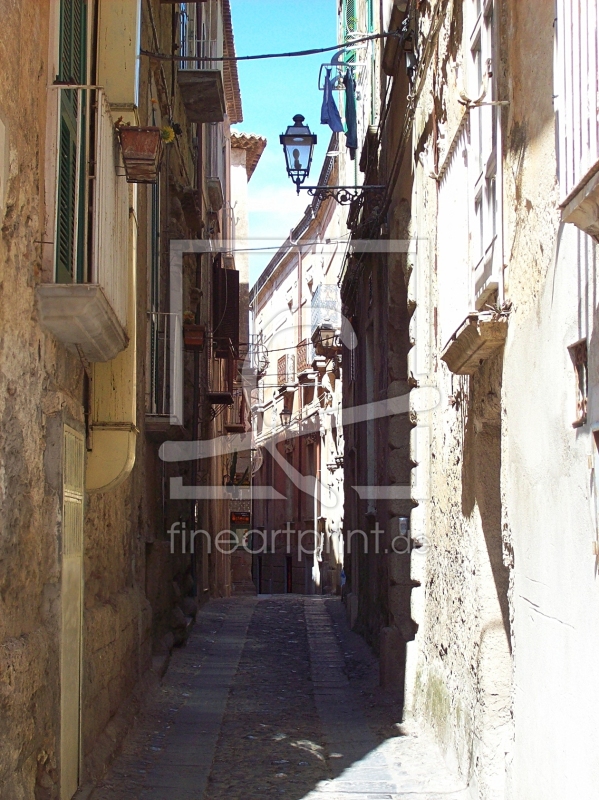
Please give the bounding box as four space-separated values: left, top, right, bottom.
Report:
302 185 386 205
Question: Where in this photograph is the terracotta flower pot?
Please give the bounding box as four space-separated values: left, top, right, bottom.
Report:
183 323 205 351
117 126 163 184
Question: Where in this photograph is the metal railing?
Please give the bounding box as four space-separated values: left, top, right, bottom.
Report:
147 311 182 417
179 2 220 70
226 386 246 429
297 338 314 373
277 353 295 386
248 333 269 376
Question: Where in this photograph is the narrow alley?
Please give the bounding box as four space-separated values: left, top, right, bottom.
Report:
81 597 467 800
4 0 599 797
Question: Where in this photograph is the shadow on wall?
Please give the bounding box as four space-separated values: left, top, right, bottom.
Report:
461 351 511 650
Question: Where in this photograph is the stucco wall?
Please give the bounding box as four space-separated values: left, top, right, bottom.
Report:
501 1 599 795
403 1 599 798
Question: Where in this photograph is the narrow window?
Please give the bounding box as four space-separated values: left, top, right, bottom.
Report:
474 192 484 264
486 175 496 243
56 0 87 283
569 340 588 427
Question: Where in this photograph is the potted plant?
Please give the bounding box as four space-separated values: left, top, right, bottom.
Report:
116 123 173 183
183 311 205 351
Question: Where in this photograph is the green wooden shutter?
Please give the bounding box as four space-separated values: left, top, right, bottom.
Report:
343 0 358 65
56 115 77 283
56 0 87 283
367 0 374 32
59 0 85 83
345 0 358 33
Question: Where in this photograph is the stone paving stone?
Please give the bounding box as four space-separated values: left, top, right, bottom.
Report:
83 598 254 800
82 595 469 800
304 598 469 799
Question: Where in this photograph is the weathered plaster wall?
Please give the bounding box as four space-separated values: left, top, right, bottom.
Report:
501 1 599 796
405 1 599 798
0 1 60 796
404 3 513 797
0 1 201 796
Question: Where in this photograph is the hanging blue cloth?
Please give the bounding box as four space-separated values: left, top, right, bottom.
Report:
321 68 344 133
343 69 358 160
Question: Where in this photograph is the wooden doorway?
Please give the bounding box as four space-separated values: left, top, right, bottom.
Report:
60 426 84 800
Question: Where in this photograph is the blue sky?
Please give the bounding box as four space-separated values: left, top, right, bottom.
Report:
230 0 337 287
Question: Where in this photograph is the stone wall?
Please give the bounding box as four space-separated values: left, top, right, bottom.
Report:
500 1 599 796
402 2 513 796
0 1 207 797
401 1 599 798
0 1 59 795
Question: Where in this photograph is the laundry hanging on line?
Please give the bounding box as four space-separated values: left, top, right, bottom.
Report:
320 67 344 133
343 68 358 160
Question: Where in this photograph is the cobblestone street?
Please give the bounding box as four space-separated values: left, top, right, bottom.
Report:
78 596 468 800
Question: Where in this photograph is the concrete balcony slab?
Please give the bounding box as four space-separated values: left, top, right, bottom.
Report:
37 283 128 362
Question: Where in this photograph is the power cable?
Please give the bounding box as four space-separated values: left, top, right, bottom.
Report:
140 31 401 63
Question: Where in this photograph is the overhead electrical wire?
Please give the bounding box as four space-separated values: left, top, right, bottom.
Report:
140 31 401 63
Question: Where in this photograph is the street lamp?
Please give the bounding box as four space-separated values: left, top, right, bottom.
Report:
282 115 385 206
280 115 317 194
312 324 337 351
280 407 292 427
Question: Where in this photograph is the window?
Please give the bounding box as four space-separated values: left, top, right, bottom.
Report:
471 35 483 175
469 0 500 305
474 192 484 265
569 340 588 428
486 175 496 240
56 0 87 283
554 1 599 200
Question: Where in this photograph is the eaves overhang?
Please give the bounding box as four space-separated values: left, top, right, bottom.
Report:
223 0 243 124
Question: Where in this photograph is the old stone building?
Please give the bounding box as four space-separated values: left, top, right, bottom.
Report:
0 0 256 797
338 0 599 798
250 144 346 595
4 0 599 798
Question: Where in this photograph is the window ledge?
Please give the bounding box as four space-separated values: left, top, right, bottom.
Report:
145 415 190 444
560 161 599 237
441 312 507 375
37 284 128 362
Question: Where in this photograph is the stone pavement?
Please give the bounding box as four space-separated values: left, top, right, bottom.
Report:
80 596 469 800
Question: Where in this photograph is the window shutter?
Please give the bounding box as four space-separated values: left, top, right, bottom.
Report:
343 0 358 65
56 116 77 283
212 261 240 358
56 0 87 283
59 0 86 84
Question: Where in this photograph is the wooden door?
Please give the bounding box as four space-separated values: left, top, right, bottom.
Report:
60 426 85 800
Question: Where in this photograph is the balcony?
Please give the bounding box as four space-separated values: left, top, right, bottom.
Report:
311 283 342 357
37 90 129 363
146 311 186 441
207 176 224 211
277 354 296 388
176 4 226 123
225 386 248 434
441 312 508 375
556 10 599 236
246 334 269 378
178 69 226 123
561 166 599 238
297 339 315 375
